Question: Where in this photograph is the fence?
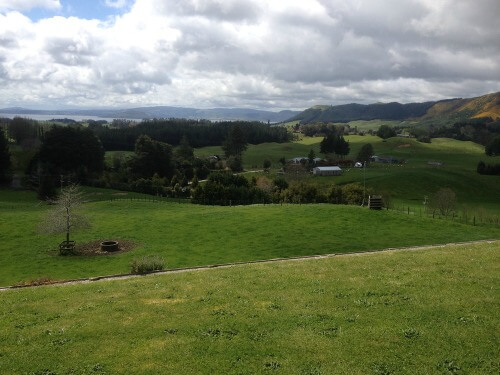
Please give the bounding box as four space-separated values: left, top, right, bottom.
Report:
385 204 500 228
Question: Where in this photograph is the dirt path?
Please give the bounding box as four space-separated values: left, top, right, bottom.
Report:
1 239 498 292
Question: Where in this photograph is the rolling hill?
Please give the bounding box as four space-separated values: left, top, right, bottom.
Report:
288 92 500 124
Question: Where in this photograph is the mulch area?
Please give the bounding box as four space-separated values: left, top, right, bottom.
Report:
73 239 138 256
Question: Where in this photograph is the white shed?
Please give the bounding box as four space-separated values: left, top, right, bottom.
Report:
313 166 342 176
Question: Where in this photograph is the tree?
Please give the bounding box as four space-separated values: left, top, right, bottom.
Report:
335 136 350 159
357 143 374 163
38 126 104 180
429 188 456 216
0 128 12 185
308 149 316 165
175 135 194 160
485 136 500 156
477 161 486 174
222 125 248 157
376 125 396 139
129 135 173 179
227 156 243 172
39 185 90 254
320 132 336 155
9 117 35 145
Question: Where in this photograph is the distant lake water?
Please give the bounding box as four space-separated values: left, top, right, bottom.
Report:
0 113 138 123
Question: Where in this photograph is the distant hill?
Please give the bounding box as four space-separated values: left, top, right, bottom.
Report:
288 92 500 124
0 106 300 123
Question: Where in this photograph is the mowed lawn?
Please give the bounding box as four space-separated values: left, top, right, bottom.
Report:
1 242 498 374
1 189 499 286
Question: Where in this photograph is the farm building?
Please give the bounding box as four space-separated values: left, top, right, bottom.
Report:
313 166 342 176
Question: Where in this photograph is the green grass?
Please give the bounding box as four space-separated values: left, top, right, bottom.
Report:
1 241 498 374
194 136 500 213
0 189 498 286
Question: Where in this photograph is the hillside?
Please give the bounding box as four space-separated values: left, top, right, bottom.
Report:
1 242 498 374
289 92 500 124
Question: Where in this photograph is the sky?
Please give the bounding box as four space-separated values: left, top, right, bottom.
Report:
0 0 499 111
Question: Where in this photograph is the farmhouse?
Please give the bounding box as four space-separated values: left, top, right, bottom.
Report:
371 155 398 164
313 166 342 176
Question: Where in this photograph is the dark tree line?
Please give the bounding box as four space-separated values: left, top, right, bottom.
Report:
91 119 290 151
477 161 500 176
0 128 11 184
416 118 500 146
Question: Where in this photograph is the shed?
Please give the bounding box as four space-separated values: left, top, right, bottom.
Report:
313 166 342 176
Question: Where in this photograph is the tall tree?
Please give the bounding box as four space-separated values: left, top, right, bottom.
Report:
175 135 194 160
38 126 104 179
356 143 374 162
335 136 350 159
320 132 336 155
129 135 174 179
0 128 12 185
308 149 316 165
222 125 248 157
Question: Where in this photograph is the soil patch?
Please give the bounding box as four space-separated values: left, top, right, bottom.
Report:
397 143 411 148
74 239 138 256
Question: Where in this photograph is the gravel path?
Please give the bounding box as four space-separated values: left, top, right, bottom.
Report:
1 239 498 292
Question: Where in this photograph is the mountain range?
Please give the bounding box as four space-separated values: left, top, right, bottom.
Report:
1 92 498 124
0 106 299 123
288 92 499 124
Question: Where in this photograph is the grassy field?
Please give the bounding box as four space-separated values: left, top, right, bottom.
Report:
1 241 498 374
194 136 500 213
1 188 499 286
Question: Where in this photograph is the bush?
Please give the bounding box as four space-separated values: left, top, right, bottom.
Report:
131 255 166 274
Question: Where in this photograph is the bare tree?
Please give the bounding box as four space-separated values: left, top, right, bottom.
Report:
429 188 456 217
40 184 90 254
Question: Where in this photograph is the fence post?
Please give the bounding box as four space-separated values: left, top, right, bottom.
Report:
473 216 475 226
408 207 410 215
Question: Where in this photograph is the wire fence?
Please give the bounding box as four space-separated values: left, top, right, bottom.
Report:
386 204 500 228
2 192 498 228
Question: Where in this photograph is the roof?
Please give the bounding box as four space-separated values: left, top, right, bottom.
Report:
314 166 342 171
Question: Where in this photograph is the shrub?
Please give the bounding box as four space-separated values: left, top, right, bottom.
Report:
131 255 166 274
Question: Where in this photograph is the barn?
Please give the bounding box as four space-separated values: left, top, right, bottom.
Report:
313 166 342 176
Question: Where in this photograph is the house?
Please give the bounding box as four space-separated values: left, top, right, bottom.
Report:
313 166 342 176
371 155 398 164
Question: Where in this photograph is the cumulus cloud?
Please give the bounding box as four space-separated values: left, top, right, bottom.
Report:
0 0 499 109
0 0 61 11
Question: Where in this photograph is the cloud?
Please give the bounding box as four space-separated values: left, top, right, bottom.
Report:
0 0 499 110
0 0 61 11
104 0 129 9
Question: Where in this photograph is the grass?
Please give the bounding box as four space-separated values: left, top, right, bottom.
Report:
194 136 500 213
0 188 499 286
1 241 498 374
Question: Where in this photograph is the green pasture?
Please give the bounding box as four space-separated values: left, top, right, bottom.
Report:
194 136 500 213
1 241 498 374
0 188 499 286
